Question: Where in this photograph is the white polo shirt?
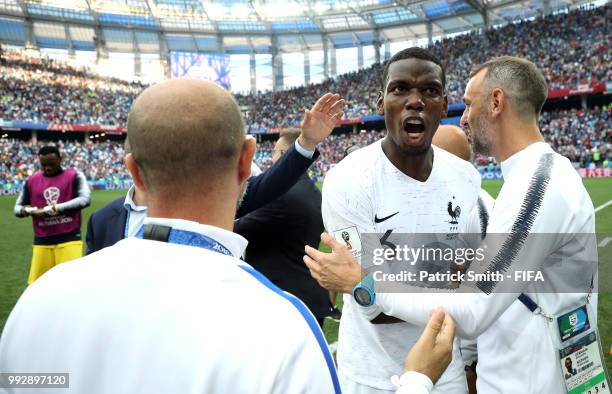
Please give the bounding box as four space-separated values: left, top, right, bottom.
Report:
123 185 148 238
0 218 339 394
363 142 598 393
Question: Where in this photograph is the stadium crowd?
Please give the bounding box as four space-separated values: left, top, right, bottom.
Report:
0 4 609 132
2 106 608 192
253 107 611 177
541 107 611 168
0 51 144 126
238 4 610 131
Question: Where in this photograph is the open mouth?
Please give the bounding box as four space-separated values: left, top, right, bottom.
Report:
403 117 425 134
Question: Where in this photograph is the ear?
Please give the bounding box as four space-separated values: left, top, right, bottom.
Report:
490 88 504 118
442 95 449 119
376 90 384 116
238 136 256 184
125 153 147 194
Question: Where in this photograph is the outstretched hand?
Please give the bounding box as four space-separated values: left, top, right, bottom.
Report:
404 307 456 385
303 232 363 293
299 93 345 151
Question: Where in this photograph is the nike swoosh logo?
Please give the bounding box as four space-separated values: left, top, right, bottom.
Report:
374 211 399 223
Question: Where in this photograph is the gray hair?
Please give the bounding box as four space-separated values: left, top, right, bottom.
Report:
470 56 548 120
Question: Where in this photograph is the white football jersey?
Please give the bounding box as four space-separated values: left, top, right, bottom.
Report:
323 139 481 392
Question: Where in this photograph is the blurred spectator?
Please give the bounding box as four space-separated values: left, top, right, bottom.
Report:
235 4 610 132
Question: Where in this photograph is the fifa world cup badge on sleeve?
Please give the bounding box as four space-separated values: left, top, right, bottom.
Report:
332 226 362 259
554 305 611 394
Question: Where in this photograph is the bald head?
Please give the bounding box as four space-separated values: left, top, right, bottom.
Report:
127 79 245 196
433 125 471 161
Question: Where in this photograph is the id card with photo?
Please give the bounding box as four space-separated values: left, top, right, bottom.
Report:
556 305 610 394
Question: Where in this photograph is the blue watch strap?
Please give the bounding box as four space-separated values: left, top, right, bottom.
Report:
352 273 376 307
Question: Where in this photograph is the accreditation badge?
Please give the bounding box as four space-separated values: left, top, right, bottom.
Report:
554 304 610 394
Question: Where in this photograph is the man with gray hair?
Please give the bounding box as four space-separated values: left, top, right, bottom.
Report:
305 56 600 393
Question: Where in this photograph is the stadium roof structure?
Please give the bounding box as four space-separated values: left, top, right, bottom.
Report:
0 0 592 54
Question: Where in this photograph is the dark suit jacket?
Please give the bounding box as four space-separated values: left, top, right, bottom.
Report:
234 173 332 319
86 144 318 254
86 196 126 255
236 144 319 218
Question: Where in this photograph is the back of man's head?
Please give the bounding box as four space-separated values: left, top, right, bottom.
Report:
470 56 547 121
278 128 300 148
432 125 471 161
272 128 300 164
127 79 245 197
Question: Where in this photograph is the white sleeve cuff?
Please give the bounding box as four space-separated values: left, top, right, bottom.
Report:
391 371 434 394
357 302 383 321
295 139 316 159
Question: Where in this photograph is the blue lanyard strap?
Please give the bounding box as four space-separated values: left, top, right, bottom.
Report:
136 224 234 257
518 276 593 322
518 293 554 322
518 293 539 313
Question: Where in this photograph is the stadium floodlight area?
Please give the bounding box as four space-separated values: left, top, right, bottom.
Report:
0 0 608 90
1 0 600 51
170 51 231 88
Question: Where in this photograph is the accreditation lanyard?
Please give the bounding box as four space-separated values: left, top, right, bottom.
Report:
135 223 343 394
518 282 610 394
135 223 234 257
518 275 594 321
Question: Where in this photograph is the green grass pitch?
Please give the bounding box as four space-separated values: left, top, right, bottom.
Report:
1 179 611 371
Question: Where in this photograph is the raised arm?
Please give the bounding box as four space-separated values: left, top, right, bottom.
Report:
236 93 344 218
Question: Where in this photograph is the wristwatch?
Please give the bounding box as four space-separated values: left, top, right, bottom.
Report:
352 274 376 307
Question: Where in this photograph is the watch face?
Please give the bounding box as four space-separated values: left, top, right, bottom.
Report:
354 287 372 306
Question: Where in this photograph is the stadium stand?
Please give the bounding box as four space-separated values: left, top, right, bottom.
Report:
0 51 143 125
237 4 610 131
0 4 610 131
